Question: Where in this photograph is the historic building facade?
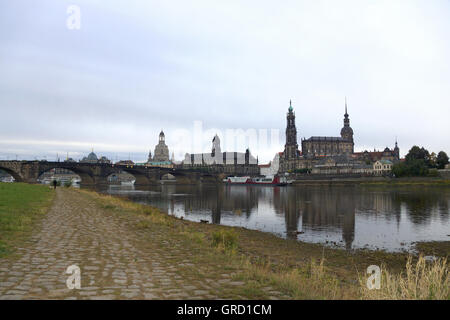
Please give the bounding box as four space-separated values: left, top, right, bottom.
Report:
80 150 111 164
148 131 170 163
278 100 400 174
301 101 354 158
182 134 259 175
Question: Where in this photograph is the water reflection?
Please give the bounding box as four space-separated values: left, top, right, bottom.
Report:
96 184 450 252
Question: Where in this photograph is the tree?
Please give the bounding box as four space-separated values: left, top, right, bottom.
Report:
392 160 429 177
405 146 430 165
436 151 449 169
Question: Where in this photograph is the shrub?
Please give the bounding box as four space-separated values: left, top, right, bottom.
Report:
212 229 238 252
63 179 73 188
392 160 429 177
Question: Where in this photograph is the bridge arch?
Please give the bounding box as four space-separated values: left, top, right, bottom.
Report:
0 167 22 182
115 168 152 185
38 167 95 185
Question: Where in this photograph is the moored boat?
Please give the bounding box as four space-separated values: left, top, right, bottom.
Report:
223 175 290 186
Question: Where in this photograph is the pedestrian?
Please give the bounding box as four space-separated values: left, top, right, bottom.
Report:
52 179 57 189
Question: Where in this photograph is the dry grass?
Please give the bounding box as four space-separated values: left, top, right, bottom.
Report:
212 229 238 252
360 255 449 300
76 188 449 300
235 255 350 299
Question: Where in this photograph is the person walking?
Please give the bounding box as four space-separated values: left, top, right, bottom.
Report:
52 179 57 189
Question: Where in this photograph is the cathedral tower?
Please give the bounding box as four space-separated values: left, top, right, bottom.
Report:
393 138 400 160
340 99 353 140
284 100 299 160
153 130 170 162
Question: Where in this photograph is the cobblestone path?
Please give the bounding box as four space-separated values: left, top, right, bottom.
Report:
0 189 284 300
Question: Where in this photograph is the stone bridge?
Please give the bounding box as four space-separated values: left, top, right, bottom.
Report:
0 161 229 185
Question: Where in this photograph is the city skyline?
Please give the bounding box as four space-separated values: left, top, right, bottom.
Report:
1 1 450 163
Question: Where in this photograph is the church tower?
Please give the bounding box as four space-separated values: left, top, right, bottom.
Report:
153 130 170 162
340 98 354 153
393 138 400 160
284 100 299 160
211 134 221 157
341 98 355 153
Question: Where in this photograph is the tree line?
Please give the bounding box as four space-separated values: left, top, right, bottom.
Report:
392 146 449 177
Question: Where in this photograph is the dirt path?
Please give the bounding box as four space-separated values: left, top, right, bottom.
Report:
0 188 279 300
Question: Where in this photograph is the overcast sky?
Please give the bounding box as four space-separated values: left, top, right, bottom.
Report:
1 0 449 163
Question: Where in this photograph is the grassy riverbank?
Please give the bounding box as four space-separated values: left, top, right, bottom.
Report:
292 177 450 186
0 183 54 258
79 188 449 299
1 183 447 299
360 178 450 186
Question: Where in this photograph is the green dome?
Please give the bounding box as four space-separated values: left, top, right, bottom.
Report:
288 100 293 112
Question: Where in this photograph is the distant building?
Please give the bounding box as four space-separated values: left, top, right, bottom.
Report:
80 150 111 164
98 156 111 164
373 160 393 175
301 99 354 159
145 161 173 168
353 142 400 163
183 134 257 166
80 150 99 163
115 160 135 166
259 153 280 176
150 131 170 162
278 99 400 174
145 131 173 167
182 134 259 175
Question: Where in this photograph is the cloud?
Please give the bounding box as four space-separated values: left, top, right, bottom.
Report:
0 0 449 162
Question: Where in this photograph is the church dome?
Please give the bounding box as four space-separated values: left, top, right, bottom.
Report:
86 151 98 161
159 130 165 137
340 126 353 137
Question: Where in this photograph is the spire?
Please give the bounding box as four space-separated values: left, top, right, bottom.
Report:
344 97 348 116
288 99 293 112
345 97 348 114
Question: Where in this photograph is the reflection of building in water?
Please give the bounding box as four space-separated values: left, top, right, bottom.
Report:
212 187 222 224
180 185 259 223
273 187 356 249
272 187 302 239
358 190 401 228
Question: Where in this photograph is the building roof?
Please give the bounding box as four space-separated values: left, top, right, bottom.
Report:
305 136 344 142
86 152 98 161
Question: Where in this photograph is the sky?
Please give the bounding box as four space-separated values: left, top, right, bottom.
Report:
0 0 449 163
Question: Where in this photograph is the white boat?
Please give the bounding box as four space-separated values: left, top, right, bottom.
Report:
121 179 136 186
223 175 291 186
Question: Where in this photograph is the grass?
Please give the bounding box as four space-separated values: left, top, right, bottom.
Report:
0 183 54 258
360 255 449 300
212 229 238 252
73 188 450 299
360 179 450 186
415 241 450 258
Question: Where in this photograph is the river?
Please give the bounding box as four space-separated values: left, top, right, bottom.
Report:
92 183 450 252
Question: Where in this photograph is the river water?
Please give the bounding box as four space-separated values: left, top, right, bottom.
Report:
93 184 450 252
